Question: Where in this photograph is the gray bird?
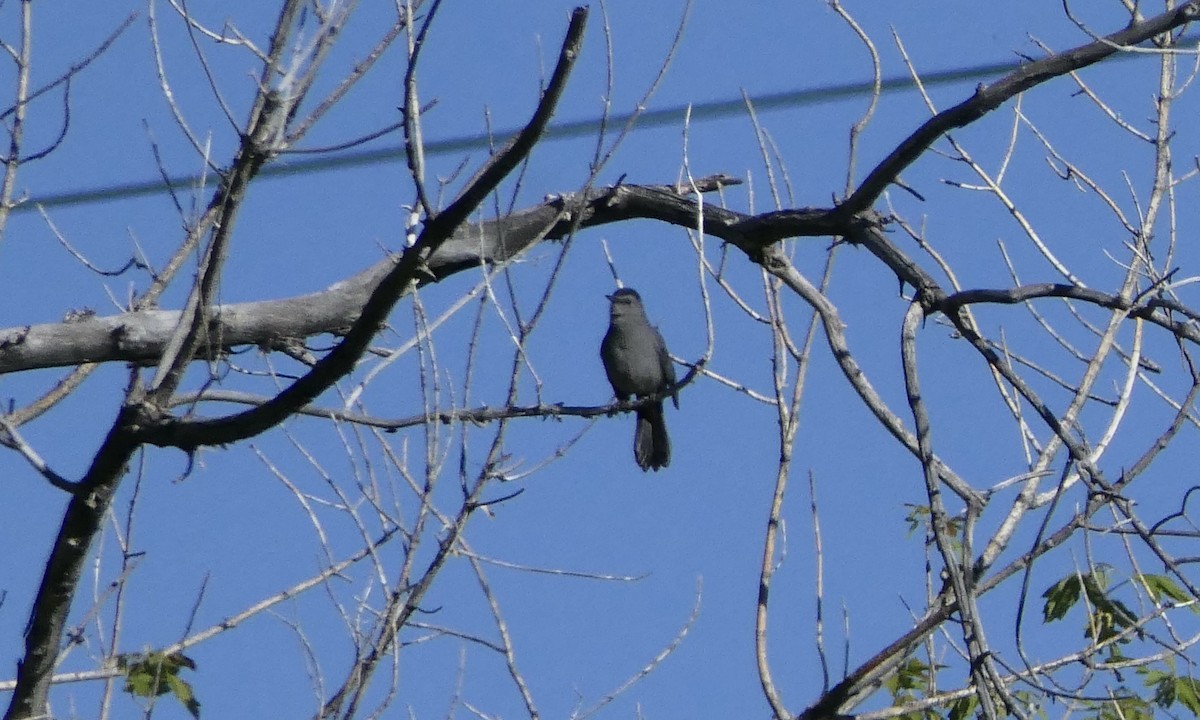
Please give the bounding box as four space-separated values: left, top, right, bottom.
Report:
600 288 678 471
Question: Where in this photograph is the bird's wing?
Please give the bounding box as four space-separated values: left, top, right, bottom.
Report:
655 327 679 408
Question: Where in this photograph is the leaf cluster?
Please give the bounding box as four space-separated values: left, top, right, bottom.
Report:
115 650 201 719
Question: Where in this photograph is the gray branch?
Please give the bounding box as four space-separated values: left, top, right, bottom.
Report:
0 176 738 376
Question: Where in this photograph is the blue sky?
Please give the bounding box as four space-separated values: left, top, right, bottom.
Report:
4 2 1200 719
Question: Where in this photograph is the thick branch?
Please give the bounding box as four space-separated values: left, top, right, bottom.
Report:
0 176 736 376
4 409 140 719
9 184 1200 385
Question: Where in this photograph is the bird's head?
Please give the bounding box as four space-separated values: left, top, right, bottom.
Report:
606 287 645 320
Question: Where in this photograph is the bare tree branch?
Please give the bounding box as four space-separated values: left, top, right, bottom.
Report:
839 1 1200 215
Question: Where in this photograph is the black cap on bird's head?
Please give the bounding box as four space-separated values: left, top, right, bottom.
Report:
606 287 645 318
607 287 642 302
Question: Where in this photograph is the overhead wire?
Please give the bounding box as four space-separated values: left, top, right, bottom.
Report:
16 42 1173 212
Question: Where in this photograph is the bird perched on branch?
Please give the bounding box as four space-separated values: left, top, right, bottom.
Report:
600 288 678 471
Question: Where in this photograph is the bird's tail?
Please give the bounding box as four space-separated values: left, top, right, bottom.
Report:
634 401 670 471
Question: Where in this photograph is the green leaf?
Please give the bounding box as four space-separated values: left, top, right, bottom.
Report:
1103 643 1129 663
1093 692 1153 720
1144 668 1174 708
1082 574 1137 628
1175 676 1200 716
947 694 977 720
1137 574 1196 611
1011 689 1047 720
885 658 930 694
904 504 930 537
165 673 202 719
1069 572 1139 642
1042 574 1082 622
124 669 164 698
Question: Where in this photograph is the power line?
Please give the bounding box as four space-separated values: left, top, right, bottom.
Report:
15 46 1158 211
